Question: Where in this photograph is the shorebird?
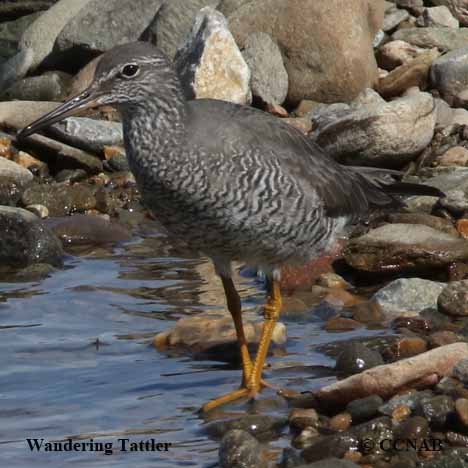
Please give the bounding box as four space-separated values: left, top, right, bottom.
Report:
18 42 442 412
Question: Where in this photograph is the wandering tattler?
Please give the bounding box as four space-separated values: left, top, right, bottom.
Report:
18 42 443 412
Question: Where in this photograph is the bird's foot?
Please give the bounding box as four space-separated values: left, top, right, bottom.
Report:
201 378 270 413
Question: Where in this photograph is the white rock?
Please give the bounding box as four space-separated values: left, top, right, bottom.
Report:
175 7 251 104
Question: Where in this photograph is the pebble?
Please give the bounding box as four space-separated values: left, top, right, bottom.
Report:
377 40 427 70
292 427 319 449
389 337 428 359
457 219 468 239
391 404 412 423
452 357 468 385
328 412 352 432
417 395 454 428
219 430 267 468
393 416 429 441
0 156 33 188
346 395 384 423
379 390 434 415
417 5 459 28
455 398 468 426
437 147 468 167
324 317 362 332
438 280 468 317
429 330 460 348
335 343 384 376
289 408 319 431
372 278 445 321
383 8 410 32
26 204 48 219
351 301 384 324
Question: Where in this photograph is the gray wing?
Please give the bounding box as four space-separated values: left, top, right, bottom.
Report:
186 99 399 219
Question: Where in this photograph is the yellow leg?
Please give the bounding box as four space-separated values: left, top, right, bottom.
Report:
246 279 282 396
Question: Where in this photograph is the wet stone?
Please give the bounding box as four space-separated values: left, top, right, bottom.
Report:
346 395 384 423
438 281 468 317
328 412 352 432
219 430 267 468
453 358 468 385
206 415 287 441
392 404 412 423
324 317 362 332
335 342 384 376
417 395 454 428
292 426 319 449
379 390 434 416
55 169 88 184
455 398 468 427
22 183 96 217
394 416 429 441
429 331 460 348
298 458 360 468
289 408 319 431
12 263 55 281
0 176 22 206
279 447 305 468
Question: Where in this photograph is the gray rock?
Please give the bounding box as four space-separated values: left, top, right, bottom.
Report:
46 214 131 246
55 0 164 67
218 0 253 17
453 357 468 384
383 8 410 32
2 71 72 101
335 342 384 375
22 183 96 217
419 450 468 468
431 47 468 104
417 5 460 28
378 389 433 415
0 176 22 206
372 278 445 320
0 48 34 91
0 1 54 21
417 395 454 428
0 157 33 188
151 0 220 60
393 27 468 51
242 32 288 105
0 206 63 268
19 0 94 71
48 118 123 155
432 0 468 26
345 224 468 273
219 430 267 468
175 7 251 104
0 12 42 44
310 89 436 167
346 395 384 423
438 280 468 317
228 0 384 105
0 100 59 130
207 414 287 440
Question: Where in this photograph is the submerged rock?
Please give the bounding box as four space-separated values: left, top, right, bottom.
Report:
219 430 267 468
0 206 63 268
175 7 251 104
335 343 384 375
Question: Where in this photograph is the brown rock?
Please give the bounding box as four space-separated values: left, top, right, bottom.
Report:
457 219 468 239
324 317 362 332
437 147 468 167
377 40 427 70
429 330 460 348
438 280 468 316
328 412 352 432
393 337 428 358
377 49 440 98
387 212 459 236
317 343 468 405
392 404 412 422
0 137 13 158
282 117 312 135
351 301 384 323
289 408 319 430
13 151 47 172
316 272 351 289
228 0 384 104
323 289 364 308
455 398 468 426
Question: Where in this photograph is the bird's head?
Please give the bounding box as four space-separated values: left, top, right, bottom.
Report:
18 42 176 139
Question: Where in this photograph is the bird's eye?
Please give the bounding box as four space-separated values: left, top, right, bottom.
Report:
120 64 140 78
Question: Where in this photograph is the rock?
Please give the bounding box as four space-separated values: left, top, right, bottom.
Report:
329 413 352 432
391 404 412 423
394 416 429 441
372 278 446 320
346 395 384 423
438 147 468 167
391 337 428 358
351 301 384 323
48 118 123 155
0 100 59 130
324 317 362 332
46 214 131 246
0 1 54 21
26 204 48 219
0 157 33 188
317 343 468 406
228 0 384 104
417 6 459 28
13 151 48 176
429 330 459 348
377 40 428 70
455 398 468 426
393 27 468 51
0 12 41 58
19 133 103 175
55 169 87 184
383 8 410 32
218 0 252 17
175 7 251 104
0 177 23 206
316 273 351 290
22 184 96 217
2 71 72 102
387 212 459 236
55 0 164 69
289 408 319 431
292 427 319 449
19 0 94 71
150 0 220 60
0 206 63 268
242 32 288 105
310 89 436 167
431 47 468 105
0 48 34 92
432 0 468 26
453 357 468 384
335 342 384 376
458 219 468 239
377 48 440 98
153 312 286 353
297 458 360 468
452 108 468 126
344 224 468 273
206 414 287 440
418 395 454 428
379 389 434 415
219 430 267 468
438 280 468 316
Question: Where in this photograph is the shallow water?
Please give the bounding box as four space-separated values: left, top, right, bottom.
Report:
0 221 390 467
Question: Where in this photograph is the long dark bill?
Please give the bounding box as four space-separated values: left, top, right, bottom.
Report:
17 89 99 139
